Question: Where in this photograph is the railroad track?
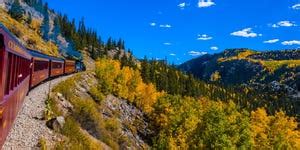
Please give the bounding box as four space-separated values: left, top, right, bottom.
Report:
3 74 74 149
0 24 84 148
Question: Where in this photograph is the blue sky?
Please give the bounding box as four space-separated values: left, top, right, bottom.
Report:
44 0 300 64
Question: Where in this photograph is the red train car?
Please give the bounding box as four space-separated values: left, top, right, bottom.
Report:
27 49 50 88
0 24 32 147
49 58 64 78
64 60 76 74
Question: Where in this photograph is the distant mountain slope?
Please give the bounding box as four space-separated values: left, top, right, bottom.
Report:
179 49 300 96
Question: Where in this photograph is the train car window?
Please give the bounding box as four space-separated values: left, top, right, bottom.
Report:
14 56 19 87
15 56 18 85
52 62 62 69
4 53 12 95
0 34 4 49
4 52 31 95
34 60 49 71
10 55 15 90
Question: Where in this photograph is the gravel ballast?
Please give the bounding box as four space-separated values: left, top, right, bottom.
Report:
2 75 74 149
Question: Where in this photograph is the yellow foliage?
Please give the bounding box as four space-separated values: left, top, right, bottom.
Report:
0 8 59 56
217 49 299 73
270 111 300 149
29 19 41 33
95 58 162 114
250 108 300 149
218 50 256 62
210 71 221 82
136 83 159 113
250 108 271 148
260 60 300 73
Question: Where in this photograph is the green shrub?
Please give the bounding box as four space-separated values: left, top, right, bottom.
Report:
60 117 102 149
38 137 47 150
89 86 105 103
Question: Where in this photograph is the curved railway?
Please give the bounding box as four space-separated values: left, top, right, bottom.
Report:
0 24 84 148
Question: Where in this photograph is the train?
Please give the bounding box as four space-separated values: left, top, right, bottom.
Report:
0 24 84 147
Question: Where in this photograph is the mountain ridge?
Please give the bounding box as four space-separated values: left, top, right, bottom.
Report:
179 48 299 87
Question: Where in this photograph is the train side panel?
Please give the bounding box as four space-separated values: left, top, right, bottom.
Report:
0 26 32 147
64 60 76 74
30 57 50 88
50 60 64 77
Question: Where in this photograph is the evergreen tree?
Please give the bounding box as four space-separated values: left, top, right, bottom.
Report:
141 56 151 83
9 0 25 22
24 0 44 12
26 12 32 25
122 40 125 50
40 3 50 41
117 39 122 50
106 37 113 50
127 51 136 68
51 17 61 42
120 53 128 67
114 49 121 60
78 18 87 49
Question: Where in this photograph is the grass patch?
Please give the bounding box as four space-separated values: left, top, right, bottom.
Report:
44 96 62 121
38 137 47 150
89 86 105 104
57 117 103 150
51 73 132 149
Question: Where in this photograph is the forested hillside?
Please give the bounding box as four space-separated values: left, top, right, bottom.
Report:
48 58 300 149
179 49 299 87
179 49 300 116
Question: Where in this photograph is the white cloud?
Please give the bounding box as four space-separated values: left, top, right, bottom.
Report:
197 34 213 40
160 24 172 28
178 2 186 9
263 39 279 44
272 21 297 28
188 51 208 56
292 4 300 10
163 42 172 45
170 53 176 56
278 21 296 27
210 46 218 50
198 0 215 8
281 40 300 45
230 28 259 38
150 22 156 26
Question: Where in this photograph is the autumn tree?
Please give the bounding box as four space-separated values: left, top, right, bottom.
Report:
250 108 300 149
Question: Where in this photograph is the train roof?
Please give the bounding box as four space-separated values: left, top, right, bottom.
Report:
27 48 64 62
0 23 32 59
0 23 73 63
0 23 21 44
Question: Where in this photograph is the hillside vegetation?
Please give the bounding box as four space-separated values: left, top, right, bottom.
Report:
48 58 300 149
179 49 300 117
180 49 299 85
